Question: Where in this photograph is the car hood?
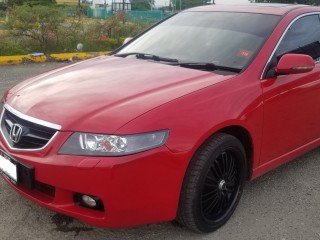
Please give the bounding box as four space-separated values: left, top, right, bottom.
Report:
6 56 235 133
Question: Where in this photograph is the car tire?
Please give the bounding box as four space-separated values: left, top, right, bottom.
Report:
177 132 247 233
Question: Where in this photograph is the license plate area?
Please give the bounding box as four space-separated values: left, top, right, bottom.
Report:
0 149 35 189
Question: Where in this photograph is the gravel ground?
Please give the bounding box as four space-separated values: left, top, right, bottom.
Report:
0 63 320 240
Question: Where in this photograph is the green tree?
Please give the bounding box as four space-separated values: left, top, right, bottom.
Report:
4 0 56 7
4 0 24 7
131 0 149 10
26 0 57 6
169 0 203 10
182 0 203 9
131 0 155 10
6 5 64 52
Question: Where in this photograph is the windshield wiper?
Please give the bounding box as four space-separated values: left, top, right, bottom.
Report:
114 54 241 73
114 52 179 63
170 62 242 73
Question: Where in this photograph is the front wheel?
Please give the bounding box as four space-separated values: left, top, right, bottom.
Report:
177 132 247 233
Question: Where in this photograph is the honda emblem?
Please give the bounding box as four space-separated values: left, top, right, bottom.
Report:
10 124 23 144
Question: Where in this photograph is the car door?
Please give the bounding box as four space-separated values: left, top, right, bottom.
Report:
260 14 320 165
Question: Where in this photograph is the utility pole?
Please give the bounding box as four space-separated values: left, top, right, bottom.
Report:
78 0 81 20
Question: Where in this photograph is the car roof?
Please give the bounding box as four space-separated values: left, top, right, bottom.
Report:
186 4 320 16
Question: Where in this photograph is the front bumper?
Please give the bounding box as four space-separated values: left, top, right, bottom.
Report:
0 131 189 228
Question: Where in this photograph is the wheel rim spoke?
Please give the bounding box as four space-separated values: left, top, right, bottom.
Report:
222 152 228 174
215 159 224 178
206 174 219 184
211 164 222 179
214 196 224 216
227 155 235 176
202 188 219 200
203 195 220 215
201 148 241 221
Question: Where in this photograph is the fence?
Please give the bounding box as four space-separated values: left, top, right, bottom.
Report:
87 9 169 22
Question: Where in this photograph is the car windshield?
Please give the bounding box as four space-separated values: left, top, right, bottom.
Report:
116 11 280 72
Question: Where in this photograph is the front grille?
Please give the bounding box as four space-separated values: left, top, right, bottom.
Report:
0 108 57 150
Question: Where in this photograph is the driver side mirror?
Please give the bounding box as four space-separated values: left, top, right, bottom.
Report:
122 37 133 45
275 53 315 75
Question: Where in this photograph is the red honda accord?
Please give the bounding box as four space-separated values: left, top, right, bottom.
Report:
1 4 320 233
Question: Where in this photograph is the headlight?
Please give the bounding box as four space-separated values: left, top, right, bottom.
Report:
58 130 169 156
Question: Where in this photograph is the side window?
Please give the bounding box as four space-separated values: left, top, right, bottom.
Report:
275 14 320 63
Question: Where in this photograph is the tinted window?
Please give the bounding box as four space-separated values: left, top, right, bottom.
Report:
118 12 280 71
276 14 320 62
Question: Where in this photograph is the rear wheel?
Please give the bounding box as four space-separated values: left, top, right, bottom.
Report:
177 132 247 233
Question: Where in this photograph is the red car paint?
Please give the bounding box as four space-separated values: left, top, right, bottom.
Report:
1 4 320 228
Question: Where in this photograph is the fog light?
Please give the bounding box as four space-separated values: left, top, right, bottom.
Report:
82 195 97 208
74 193 104 211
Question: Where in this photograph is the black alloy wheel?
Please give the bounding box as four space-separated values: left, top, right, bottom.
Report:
177 132 247 233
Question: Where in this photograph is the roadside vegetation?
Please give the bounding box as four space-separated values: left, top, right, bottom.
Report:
1 0 320 56
0 3 153 56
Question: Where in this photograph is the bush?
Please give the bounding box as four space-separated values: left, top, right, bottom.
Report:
58 4 88 18
3 6 153 55
0 39 27 56
90 12 152 42
0 10 5 18
6 5 65 52
0 3 6 11
5 0 57 7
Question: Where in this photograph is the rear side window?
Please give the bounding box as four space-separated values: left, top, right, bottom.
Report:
276 14 320 62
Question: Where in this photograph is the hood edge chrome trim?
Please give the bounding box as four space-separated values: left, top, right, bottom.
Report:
0 104 61 152
4 104 61 130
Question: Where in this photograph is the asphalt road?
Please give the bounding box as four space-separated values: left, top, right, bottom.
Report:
0 63 320 240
